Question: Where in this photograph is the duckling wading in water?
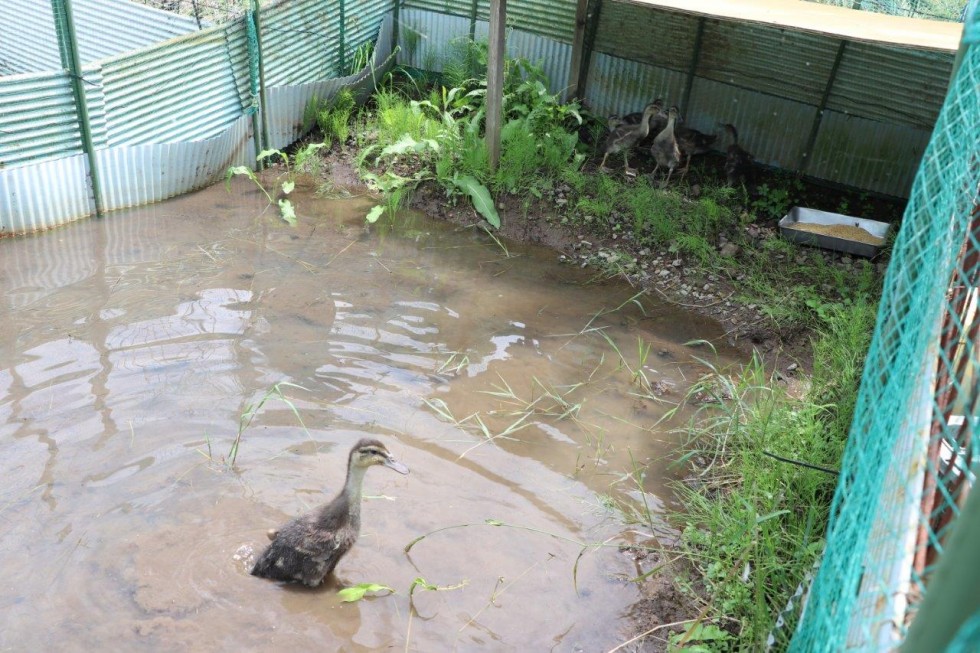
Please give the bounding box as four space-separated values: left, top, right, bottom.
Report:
251 438 409 587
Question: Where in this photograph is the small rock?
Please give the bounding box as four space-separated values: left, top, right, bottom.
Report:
703 283 711 291
719 242 740 257
672 259 683 268
787 362 799 372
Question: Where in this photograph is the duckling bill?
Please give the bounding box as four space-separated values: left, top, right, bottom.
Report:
251 438 409 587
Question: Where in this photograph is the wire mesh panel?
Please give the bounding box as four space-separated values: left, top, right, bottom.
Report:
791 2 980 649
804 0 968 22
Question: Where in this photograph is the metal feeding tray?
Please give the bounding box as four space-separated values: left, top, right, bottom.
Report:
778 207 891 258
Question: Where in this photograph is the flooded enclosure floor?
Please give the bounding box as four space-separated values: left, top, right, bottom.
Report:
0 180 742 651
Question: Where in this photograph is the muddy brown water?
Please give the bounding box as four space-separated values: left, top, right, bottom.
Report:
0 179 741 652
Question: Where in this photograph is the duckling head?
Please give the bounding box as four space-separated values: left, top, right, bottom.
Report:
350 438 410 475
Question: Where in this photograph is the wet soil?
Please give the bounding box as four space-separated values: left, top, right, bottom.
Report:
0 180 745 651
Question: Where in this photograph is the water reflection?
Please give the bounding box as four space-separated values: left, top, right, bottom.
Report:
0 180 741 651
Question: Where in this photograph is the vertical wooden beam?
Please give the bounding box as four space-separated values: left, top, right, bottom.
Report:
487 0 506 171
566 0 589 101
799 41 847 173
680 17 705 115
573 0 603 104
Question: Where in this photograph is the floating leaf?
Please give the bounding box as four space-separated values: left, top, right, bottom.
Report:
278 199 297 226
281 180 295 195
451 175 500 228
337 583 394 602
365 205 385 223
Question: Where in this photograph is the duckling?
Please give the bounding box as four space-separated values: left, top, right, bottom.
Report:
607 105 668 141
251 438 410 587
599 100 665 177
675 124 718 180
650 106 682 186
721 123 753 186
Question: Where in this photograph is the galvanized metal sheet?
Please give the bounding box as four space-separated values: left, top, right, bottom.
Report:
697 19 842 106
806 110 930 198
404 0 574 43
688 77 812 169
0 0 201 75
398 9 473 72
583 51 688 119
265 16 396 150
595 1 698 69
261 0 342 87
100 27 244 145
828 41 952 127
398 9 571 94
97 113 254 211
0 70 82 167
0 154 95 236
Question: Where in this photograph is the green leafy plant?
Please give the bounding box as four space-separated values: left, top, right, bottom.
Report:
225 144 326 225
668 622 733 652
317 89 356 149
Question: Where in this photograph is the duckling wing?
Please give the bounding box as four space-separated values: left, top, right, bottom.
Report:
251 515 348 585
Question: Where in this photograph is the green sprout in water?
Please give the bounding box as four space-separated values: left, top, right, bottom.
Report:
225 143 326 226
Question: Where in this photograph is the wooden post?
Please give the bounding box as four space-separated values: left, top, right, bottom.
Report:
487 0 506 171
566 0 589 101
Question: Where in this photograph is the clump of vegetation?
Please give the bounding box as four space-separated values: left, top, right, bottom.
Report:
225 143 326 225
352 38 585 226
315 89 357 150
659 295 877 649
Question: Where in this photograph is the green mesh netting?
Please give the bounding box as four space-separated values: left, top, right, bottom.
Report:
790 2 980 650
804 0 968 21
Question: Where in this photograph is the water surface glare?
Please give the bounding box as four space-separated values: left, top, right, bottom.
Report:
0 180 741 651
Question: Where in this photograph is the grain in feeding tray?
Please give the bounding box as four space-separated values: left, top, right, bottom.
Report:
779 207 891 258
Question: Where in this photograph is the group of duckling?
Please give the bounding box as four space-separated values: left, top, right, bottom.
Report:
599 99 752 187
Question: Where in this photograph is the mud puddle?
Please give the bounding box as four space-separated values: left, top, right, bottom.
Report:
0 179 741 651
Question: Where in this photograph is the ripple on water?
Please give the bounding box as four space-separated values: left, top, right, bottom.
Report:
0 182 741 651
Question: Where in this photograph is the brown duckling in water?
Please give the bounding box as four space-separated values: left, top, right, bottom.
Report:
251 438 409 587
599 100 665 177
721 123 753 186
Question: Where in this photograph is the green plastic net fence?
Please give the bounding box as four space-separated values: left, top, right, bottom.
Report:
790 2 980 650
805 0 968 21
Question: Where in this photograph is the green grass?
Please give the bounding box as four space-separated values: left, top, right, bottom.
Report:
662 296 877 650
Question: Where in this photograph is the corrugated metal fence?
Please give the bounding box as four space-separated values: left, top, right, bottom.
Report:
0 0 960 235
398 0 957 198
0 0 396 236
